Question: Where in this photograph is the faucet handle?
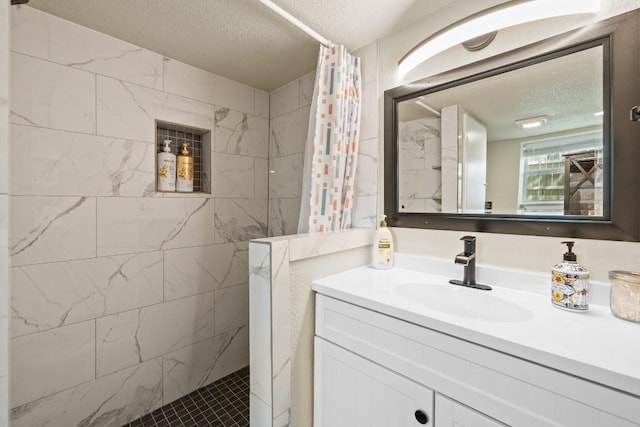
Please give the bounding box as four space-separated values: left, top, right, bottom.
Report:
459 235 476 256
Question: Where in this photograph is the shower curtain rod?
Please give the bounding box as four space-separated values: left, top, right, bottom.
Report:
257 0 332 47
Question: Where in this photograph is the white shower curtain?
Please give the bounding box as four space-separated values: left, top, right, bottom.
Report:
297 45 362 233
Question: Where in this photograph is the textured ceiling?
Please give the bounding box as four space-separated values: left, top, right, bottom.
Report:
26 0 456 91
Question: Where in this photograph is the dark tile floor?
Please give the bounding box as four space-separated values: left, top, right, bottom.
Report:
124 366 250 427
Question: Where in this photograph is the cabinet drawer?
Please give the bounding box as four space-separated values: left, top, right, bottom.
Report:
315 294 640 427
314 337 434 427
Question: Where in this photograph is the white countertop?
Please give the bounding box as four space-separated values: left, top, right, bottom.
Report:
312 254 640 397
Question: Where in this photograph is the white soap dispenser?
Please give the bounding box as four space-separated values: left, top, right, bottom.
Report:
157 139 176 192
551 241 589 311
372 214 394 269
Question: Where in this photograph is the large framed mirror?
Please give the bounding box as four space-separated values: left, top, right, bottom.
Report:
384 10 640 241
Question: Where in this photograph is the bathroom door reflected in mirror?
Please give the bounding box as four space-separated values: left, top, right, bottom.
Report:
397 44 604 216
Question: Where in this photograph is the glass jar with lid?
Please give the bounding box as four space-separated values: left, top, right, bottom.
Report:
608 270 640 322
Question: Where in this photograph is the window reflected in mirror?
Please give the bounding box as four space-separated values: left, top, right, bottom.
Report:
396 44 604 217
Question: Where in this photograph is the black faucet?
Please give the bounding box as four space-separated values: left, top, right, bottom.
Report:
449 236 492 291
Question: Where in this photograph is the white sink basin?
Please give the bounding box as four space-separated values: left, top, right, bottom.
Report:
393 283 534 323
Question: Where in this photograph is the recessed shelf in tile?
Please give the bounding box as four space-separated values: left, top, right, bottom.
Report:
156 120 211 194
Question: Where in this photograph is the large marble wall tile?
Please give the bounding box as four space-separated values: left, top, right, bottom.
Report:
9 196 96 266
214 199 267 243
214 283 248 335
164 242 248 300
97 76 214 143
359 80 378 141
11 252 163 337
351 195 377 229
10 7 163 90
298 71 315 108
249 242 272 416
10 320 95 408
96 293 214 376
10 52 96 134
214 107 269 158
270 80 299 118
163 326 248 405
269 198 301 237
210 153 255 198
270 106 309 158
255 90 269 119
97 197 214 256
255 158 268 199
269 154 303 199
355 138 378 197
11 125 155 197
10 358 163 427
163 59 254 114
399 169 441 199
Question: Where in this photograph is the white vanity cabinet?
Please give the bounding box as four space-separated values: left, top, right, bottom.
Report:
313 293 640 427
314 338 434 426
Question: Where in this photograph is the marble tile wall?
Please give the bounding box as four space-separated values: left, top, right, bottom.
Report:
267 41 379 236
0 2 8 427
398 118 442 212
249 229 374 427
8 6 266 426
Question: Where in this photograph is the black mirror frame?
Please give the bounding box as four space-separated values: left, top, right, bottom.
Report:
384 11 640 241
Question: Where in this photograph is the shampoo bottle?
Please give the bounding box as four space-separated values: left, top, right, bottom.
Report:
157 139 176 192
176 142 194 192
372 215 394 269
551 241 589 311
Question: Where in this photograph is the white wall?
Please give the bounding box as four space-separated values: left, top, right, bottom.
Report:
378 0 640 280
486 139 520 214
8 6 268 425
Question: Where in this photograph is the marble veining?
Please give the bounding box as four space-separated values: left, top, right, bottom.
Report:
162 326 248 405
11 125 155 197
268 198 301 237
10 358 163 427
11 6 163 90
214 199 267 243
215 107 269 159
97 198 214 256
96 293 214 376
11 320 95 408
11 252 163 337
97 76 215 143
10 196 97 266
215 284 249 335
211 153 256 198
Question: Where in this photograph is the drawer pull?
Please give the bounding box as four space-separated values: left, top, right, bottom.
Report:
414 409 429 424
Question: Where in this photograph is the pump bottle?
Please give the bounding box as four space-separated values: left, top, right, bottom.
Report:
157 139 176 192
372 215 394 269
551 241 589 311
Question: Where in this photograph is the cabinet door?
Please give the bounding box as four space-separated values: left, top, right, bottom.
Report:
435 394 505 427
314 337 434 427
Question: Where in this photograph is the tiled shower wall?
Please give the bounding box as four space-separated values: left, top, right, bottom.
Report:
8 6 267 426
0 2 9 427
267 42 379 236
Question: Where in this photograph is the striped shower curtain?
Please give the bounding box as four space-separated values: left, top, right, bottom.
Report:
298 45 362 233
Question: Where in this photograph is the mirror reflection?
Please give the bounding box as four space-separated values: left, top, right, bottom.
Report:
397 44 604 216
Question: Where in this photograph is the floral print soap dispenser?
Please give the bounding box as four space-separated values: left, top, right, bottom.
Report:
551 241 589 311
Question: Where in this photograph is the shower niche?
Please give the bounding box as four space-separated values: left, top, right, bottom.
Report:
155 120 212 194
